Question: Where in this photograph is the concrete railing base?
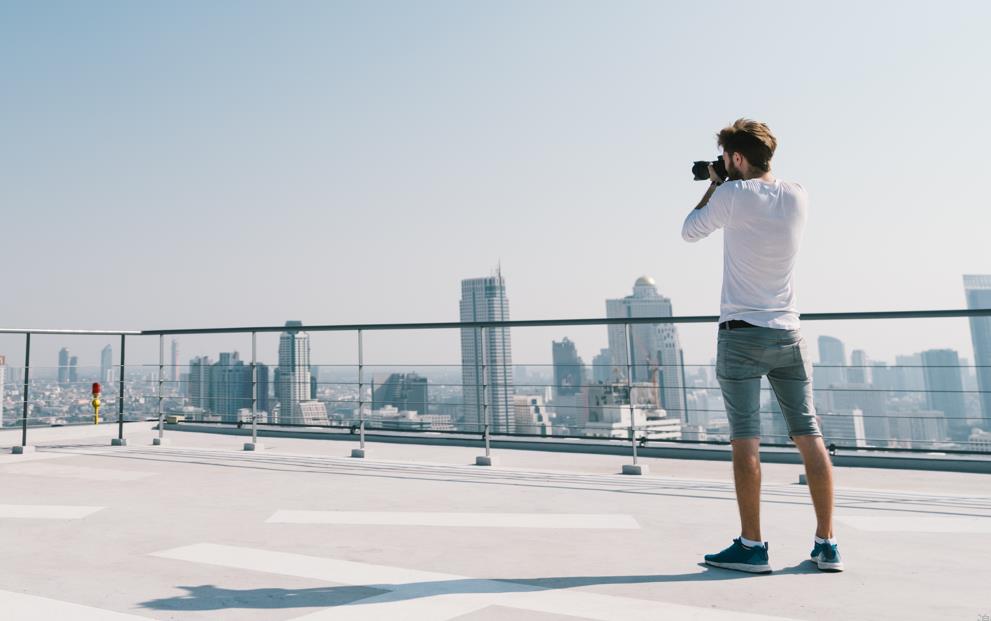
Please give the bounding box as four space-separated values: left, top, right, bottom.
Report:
622 464 649 475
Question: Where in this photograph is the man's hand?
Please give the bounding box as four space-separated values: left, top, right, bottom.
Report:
708 164 724 186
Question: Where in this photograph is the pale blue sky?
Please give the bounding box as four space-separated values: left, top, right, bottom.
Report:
2 1 990 368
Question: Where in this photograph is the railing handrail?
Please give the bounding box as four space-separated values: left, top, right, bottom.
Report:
3 308 991 337
0 328 141 336
137 308 991 336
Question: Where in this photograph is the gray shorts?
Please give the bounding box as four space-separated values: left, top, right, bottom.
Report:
716 326 821 441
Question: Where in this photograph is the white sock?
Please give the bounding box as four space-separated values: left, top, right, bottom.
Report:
815 536 837 545
740 536 764 548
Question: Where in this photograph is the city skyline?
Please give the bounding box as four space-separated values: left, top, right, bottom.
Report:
5 269 987 448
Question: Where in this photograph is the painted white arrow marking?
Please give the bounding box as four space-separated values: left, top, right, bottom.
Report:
0 589 152 620
1 463 155 481
836 514 991 533
0 504 104 519
266 511 640 529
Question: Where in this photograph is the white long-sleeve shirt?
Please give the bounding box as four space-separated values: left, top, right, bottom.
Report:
681 178 808 330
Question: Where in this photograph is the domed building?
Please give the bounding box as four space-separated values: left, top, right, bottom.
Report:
604 277 687 423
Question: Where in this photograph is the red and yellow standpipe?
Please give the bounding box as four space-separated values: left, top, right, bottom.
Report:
92 382 101 424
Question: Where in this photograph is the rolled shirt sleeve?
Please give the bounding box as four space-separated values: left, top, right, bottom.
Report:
682 183 735 242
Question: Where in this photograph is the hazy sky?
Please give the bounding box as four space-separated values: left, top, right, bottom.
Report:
2 1 990 369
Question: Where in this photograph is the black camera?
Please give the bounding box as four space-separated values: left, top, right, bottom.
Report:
692 158 727 182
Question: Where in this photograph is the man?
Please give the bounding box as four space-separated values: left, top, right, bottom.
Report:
682 119 842 573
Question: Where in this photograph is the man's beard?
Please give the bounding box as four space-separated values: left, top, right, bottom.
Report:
726 159 744 181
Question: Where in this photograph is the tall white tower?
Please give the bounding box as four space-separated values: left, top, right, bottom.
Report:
276 321 313 425
964 274 991 432
170 339 179 384
460 269 514 434
100 345 114 384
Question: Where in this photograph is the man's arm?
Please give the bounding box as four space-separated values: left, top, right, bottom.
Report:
694 181 721 211
682 166 733 242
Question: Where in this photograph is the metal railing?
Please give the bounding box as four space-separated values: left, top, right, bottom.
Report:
3 309 991 463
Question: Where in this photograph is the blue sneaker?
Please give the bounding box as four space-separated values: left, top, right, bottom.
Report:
814 541 844 572
704 538 771 573
810 540 824 561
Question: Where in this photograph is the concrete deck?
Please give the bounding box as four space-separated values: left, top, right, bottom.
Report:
1 423 989 620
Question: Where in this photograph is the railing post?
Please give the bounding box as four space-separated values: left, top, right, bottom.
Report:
476 326 495 466
679 348 689 426
622 322 647 475
244 331 262 451
351 329 366 458
112 334 127 446
153 334 168 446
12 333 33 454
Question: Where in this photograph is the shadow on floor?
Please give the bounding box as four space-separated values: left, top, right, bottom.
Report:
141 562 824 611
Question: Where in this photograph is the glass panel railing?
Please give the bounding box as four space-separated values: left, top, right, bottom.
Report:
3 311 990 455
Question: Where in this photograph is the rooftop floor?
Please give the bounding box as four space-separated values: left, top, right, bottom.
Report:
1 423 989 620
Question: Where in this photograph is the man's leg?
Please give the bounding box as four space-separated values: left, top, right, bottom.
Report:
766 334 835 541
731 437 762 541
715 331 765 542
793 434 834 539
706 330 772 572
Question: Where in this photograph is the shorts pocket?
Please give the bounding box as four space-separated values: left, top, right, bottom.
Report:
717 335 762 379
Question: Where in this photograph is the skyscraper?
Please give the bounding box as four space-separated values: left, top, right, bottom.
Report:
551 337 585 398
100 345 113 384
964 274 991 432
591 348 614 384
276 320 313 425
58 348 71 386
188 356 212 410
921 349 968 441
460 270 514 433
255 363 270 416
170 339 179 384
372 373 429 414
870 362 896 391
606 277 686 420
209 352 252 422
894 353 926 394
848 350 869 385
816 336 847 388
68 356 78 384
